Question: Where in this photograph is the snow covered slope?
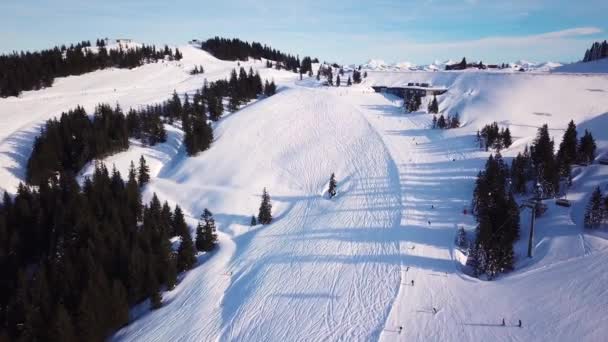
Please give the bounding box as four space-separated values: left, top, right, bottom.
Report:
114 71 608 341
2 46 608 341
114 86 404 341
554 58 608 74
345 78 608 341
0 45 295 194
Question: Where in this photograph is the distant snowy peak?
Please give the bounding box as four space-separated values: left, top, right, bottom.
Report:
363 59 418 71
510 60 563 72
363 59 389 70
393 61 417 70
536 62 563 72
361 57 563 73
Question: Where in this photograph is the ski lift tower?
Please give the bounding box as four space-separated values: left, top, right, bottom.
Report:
519 182 542 258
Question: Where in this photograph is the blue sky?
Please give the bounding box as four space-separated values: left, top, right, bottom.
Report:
1 0 606 64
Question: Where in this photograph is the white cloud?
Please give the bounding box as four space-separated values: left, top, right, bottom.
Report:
288 27 604 64
375 27 604 63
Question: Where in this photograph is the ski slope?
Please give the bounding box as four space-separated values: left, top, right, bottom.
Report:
2 46 608 341
0 44 295 194
116 70 608 341
114 85 405 341
345 73 608 340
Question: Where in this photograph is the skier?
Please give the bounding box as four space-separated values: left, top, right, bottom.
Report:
428 220 431 225
502 318 505 326
432 307 437 314
411 280 414 286
398 326 403 334
431 205 434 209
518 320 522 328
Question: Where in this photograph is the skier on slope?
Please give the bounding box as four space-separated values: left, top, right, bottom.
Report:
518 320 522 328
411 280 414 286
502 318 505 326
398 326 403 334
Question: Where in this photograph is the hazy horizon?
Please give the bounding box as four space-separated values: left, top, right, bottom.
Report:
1 0 607 64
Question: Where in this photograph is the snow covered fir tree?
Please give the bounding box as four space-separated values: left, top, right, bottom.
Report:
584 187 606 229
469 153 520 279
328 173 337 198
257 188 273 225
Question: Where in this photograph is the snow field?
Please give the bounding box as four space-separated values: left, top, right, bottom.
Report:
2 44 608 341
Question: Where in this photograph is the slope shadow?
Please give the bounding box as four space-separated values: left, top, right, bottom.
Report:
0 126 42 182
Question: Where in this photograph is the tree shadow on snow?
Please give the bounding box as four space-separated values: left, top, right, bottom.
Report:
0 125 42 182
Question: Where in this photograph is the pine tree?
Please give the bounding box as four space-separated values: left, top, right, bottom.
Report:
449 113 461 128
406 94 421 113
328 173 337 198
427 95 439 114
177 230 196 271
108 280 129 329
258 188 273 224
228 94 240 112
264 80 276 96
138 155 150 185
556 120 577 178
456 227 467 249
471 154 519 278
172 205 189 237
166 253 178 290
510 152 530 194
199 209 217 251
195 222 205 251
48 303 77 342
169 90 182 121
531 124 559 197
502 127 512 148
127 161 142 221
437 114 447 129
578 129 596 164
584 187 604 229
352 70 361 84
150 284 162 310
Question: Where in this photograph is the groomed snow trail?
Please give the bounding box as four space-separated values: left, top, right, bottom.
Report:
345 71 608 341
114 86 404 341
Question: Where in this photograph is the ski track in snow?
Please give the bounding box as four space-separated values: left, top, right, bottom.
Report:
113 86 404 342
1 47 608 341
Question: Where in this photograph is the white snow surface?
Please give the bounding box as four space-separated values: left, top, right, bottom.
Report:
1 47 608 342
554 58 608 74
